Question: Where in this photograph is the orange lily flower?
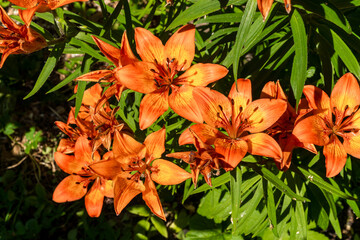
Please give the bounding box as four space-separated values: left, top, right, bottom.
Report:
180 79 287 170
89 128 191 220
76 34 138 109
55 84 103 153
9 0 88 25
116 24 228 129
293 73 360 177
0 6 47 68
56 84 125 153
53 136 114 217
167 128 223 187
257 0 291 20
261 81 317 170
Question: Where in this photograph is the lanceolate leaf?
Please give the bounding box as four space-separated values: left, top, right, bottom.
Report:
252 165 310 202
265 180 279 237
24 43 65 99
296 166 356 200
294 0 351 34
290 9 308 108
233 0 258 81
167 0 247 30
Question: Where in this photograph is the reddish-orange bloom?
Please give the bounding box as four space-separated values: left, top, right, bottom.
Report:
76 34 138 108
56 84 125 153
261 81 317 170
167 128 223 187
257 0 291 20
116 24 228 129
90 128 191 220
180 79 287 170
9 0 88 25
293 73 360 177
53 136 114 217
0 6 47 68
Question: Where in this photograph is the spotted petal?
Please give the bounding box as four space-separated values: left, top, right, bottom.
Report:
85 178 104 218
165 24 195 71
53 175 87 203
324 136 347 178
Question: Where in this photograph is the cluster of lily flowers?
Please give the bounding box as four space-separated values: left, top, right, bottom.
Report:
2 0 360 220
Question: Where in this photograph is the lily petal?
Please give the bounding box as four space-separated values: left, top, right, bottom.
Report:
74 136 93 164
166 151 193 162
89 159 122 179
54 152 84 174
177 63 228 86
243 99 287 133
193 87 231 128
119 31 138 66
165 24 195 71
92 36 121 67
114 174 145 215
53 175 87 203
116 62 158 93
85 178 104 218
82 83 102 107
293 112 329 146
8 0 38 8
260 80 287 101
214 138 248 171
142 174 166 220
101 180 114 198
323 136 347 178
135 27 165 64
284 0 291 13
48 0 88 9
229 78 252 117
169 85 203 124
242 133 282 162
113 131 146 162
151 159 191 185
57 138 75 154
257 0 274 20
343 133 360 159
76 70 115 83
303 85 330 111
144 127 166 160
331 73 360 119
0 6 21 31
139 88 169 130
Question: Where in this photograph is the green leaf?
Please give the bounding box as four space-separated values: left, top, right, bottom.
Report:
235 181 263 235
290 9 308 108
197 188 232 223
184 172 230 201
196 13 242 24
75 81 87 118
185 229 224 240
127 205 151 217
296 166 356 200
69 38 110 63
167 0 247 30
24 43 65 99
46 67 81 93
230 167 242 234
150 216 168 238
253 166 310 202
265 181 279 237
233 0 257 81
294 0 351 33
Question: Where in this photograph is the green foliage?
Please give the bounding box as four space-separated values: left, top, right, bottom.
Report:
2 0 360 239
